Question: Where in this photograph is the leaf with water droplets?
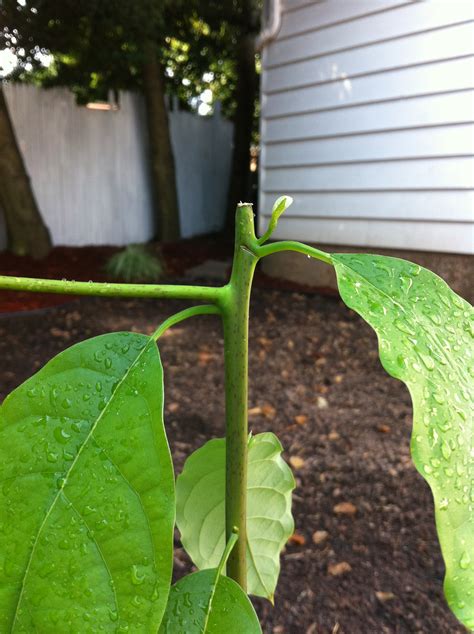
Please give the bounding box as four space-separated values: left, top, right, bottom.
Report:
0 332 175 632
159 569 261 633
332 253 474 630
176 432 295 601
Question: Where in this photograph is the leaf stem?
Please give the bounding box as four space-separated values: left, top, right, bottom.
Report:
255 240 333 265
217 531 239 578
152 305 221 341
0 275 221 304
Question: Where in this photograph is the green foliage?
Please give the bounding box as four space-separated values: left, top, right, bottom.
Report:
105 245 164 282
0 0 261 117
160 570 262 633
333 253 474 630
176 432 295 601
0 0 190 99
159 533 262 633
0 332 175 632
258 195 293 245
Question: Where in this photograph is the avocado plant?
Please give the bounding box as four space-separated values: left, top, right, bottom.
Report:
0 197 472 632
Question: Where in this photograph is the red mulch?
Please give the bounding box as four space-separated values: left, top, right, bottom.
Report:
0 235 336 314
0 236 228 314
0 246 120 313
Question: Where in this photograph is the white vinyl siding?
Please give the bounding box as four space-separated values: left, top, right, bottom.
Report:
259 0 474 254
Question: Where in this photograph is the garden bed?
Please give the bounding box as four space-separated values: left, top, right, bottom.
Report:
0 283 462 633
0 237 227 313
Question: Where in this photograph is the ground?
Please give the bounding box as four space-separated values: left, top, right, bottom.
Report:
0 245 464 634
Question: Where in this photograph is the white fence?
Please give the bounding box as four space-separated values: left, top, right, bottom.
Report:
0 84 233 248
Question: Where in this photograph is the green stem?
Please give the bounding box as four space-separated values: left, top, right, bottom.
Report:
221 203 258 591
0 275 220 303
152 305 220 341
255 240 333 265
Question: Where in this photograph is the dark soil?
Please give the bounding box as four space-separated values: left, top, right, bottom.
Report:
0 282 463 633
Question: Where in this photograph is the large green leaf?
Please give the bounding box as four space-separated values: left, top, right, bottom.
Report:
332 253 474 630
176 432 295 601
0 332 175 633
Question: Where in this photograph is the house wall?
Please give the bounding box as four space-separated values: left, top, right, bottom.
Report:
0 84 232 248
259 0 474 254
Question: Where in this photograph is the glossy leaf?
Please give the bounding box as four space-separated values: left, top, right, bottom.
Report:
332 252 474 630
176 432 295 600
159 536 261 634
0 332 175 633
159 533 262 633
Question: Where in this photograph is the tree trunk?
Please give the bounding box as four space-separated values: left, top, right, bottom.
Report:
225 33 258 234
142 43 181 242
0 85 52 258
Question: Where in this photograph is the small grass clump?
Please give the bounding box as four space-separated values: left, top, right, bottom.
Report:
105 244 163 282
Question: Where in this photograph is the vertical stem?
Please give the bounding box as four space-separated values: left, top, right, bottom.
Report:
221 203 258 589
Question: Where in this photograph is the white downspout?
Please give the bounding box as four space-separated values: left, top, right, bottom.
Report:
255 0 282 52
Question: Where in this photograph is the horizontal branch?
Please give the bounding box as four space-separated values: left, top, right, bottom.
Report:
0 275 221 304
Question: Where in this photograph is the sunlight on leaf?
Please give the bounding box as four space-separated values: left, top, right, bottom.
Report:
176 432 295 601
333 253 474 630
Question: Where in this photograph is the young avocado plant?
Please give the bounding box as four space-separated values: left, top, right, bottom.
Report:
0 197 472 632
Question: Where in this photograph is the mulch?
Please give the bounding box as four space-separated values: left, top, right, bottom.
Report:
0 236 231 313
0 246 463 633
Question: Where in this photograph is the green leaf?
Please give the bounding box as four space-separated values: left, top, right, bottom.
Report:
0 332 175 633
159 534 261 634
332 253 474 630
176 432 295 601
158 570 261 634
258 195 293 244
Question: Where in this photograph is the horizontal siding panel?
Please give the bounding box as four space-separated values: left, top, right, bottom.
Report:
263 216 474 253
260 0 474 254
263 22 474 92
262 56 474 117
269 2 474 67
280 0 414 39
262 157 474 190
263 123 474 166
259 191 474 222
263 92 474 141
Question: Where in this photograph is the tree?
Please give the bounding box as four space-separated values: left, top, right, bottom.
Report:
0 84 52 257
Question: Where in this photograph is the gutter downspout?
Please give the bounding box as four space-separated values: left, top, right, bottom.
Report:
255 0 282 52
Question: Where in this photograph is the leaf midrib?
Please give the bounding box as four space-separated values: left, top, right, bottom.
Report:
202 569 220 633
10 336 153 632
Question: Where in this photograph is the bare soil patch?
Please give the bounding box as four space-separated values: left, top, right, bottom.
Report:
0 281 462 633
